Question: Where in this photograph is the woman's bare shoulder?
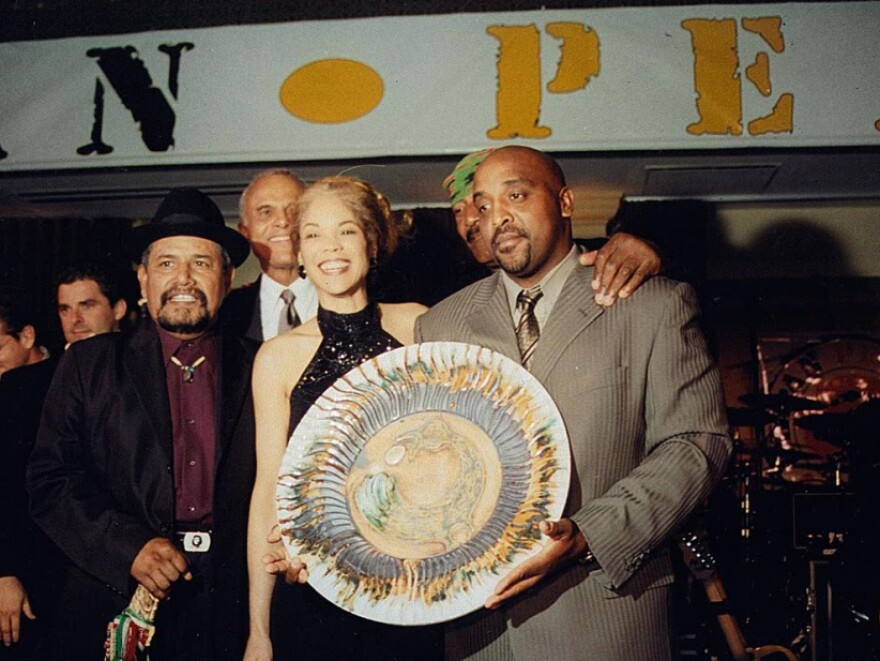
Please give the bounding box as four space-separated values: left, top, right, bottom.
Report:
378 302 428 345
254 319 322 381
379 301 429 320
286 317 322 339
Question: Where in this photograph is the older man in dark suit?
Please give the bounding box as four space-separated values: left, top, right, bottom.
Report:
222 170 316 342
27 189 257 661
416 147 730 661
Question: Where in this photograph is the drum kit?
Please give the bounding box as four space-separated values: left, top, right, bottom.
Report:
732 392 842 490
705 337 880 661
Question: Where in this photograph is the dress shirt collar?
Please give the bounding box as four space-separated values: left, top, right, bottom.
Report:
500 245 579 328
258 273 319 340
156 322 219 369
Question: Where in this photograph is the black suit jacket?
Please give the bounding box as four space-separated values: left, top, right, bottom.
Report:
221 276 263 342
27 323 257 659
0 357 59 591
0 357 60 659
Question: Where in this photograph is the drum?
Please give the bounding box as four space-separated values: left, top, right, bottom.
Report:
768 336 880 488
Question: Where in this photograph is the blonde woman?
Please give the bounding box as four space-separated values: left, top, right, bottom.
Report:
244 177 440 661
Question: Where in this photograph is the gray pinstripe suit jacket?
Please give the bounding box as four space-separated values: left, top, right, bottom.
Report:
414 264 731 661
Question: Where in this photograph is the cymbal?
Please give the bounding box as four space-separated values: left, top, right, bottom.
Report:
726 407 776 427
762 445 825 463
739 393 828 413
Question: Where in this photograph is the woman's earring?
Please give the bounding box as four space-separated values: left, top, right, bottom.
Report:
298 264 306 279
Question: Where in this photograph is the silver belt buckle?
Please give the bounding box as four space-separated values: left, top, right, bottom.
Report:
181 531 211 553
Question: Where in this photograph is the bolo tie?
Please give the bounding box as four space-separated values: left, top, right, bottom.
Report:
170 354 206 383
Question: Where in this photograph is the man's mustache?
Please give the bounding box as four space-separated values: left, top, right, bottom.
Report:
492 226 527 248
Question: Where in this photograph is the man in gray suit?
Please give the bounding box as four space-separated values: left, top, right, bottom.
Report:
415 147 730 661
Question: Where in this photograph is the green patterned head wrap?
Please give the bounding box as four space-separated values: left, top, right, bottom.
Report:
443 149 496 205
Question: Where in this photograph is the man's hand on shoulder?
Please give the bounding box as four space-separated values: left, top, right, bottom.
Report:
130 537 191 600
579 232 662 306
485 519 589 610
0 576 35 647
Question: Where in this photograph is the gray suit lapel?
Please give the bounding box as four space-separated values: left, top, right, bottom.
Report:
464 274 520 363
531 266 605 383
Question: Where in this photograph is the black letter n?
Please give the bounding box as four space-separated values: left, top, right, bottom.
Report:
78 45 192 155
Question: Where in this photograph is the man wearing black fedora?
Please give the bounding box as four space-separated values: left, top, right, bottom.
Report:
27 188 258 661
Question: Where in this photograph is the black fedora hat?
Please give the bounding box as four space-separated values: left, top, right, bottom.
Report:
131 188 250 267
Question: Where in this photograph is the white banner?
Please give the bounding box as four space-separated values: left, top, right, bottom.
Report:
1 2 878 171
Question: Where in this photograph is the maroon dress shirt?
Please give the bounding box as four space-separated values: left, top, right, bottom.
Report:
158 325 219 526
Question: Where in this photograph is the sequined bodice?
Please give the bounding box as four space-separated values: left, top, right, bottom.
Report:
288 302 402 434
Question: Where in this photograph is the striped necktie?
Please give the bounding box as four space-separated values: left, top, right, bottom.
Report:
278 289 300 335
515 286 543 370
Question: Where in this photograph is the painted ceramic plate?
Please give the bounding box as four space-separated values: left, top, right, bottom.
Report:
277 342 571 625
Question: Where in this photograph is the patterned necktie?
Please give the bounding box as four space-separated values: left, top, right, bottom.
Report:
515 286 543 370
278 289 300 335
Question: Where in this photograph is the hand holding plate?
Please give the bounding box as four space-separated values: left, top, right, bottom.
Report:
485 519 588 610
263 524 309 584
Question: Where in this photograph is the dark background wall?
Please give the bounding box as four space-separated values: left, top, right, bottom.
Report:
0 0 835 42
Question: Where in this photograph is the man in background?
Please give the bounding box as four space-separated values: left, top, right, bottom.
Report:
222 169 316 341
56 262 128 348
0 289 56 660
0 291 48 382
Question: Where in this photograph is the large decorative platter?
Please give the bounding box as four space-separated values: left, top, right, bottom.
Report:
277 342 570 625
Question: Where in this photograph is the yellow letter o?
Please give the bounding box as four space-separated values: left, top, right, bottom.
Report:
280 59 384 124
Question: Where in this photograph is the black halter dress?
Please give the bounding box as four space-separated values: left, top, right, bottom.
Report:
270 302 442 661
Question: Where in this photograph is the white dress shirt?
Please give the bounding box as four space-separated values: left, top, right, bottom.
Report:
500 245 579 331
258 274 319 341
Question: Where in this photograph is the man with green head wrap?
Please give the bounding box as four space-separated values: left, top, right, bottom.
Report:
443 150 662 306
